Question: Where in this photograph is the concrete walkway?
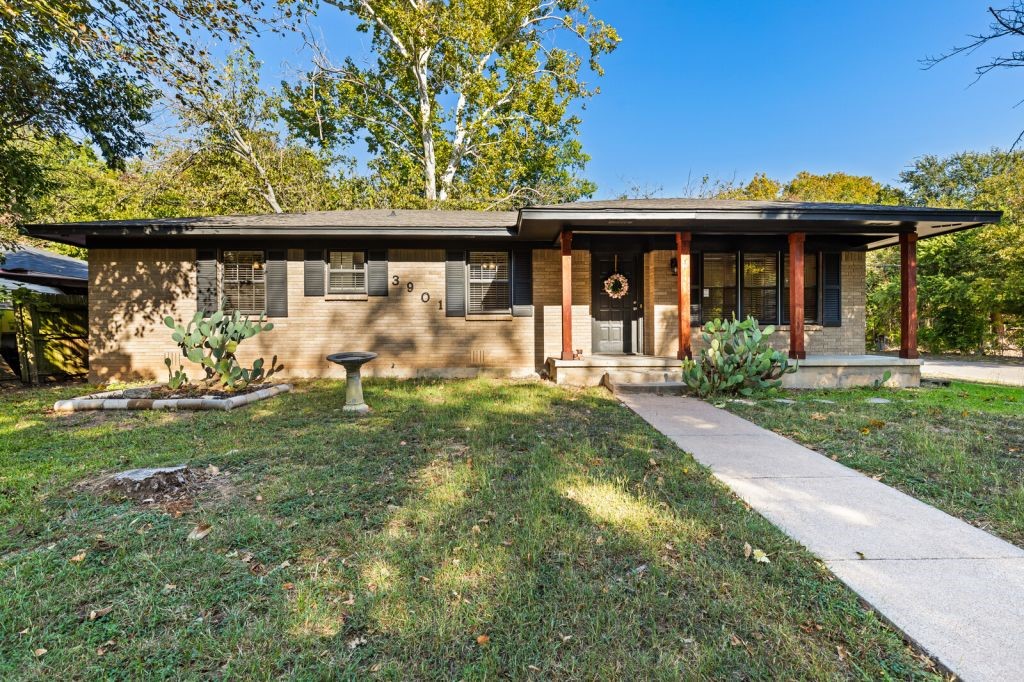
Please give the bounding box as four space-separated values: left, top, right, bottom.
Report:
922 357 1024 387
620 394 1024 682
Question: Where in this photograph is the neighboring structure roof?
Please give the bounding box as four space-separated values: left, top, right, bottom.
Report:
23 200 1002 250
0 276 67 310
1 245 88 283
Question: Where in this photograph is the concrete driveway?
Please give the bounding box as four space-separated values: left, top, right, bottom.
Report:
921 357 1024 387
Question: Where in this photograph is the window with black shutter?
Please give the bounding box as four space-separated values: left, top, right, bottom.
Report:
467 251 511 315
327 251 366 294
222 250 266 315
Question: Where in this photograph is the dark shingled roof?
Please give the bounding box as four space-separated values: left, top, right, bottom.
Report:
37 208 519 230
531 197 988 216
22 199 1003 250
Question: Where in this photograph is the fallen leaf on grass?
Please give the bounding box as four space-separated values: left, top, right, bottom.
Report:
342 593 356 606
33 648 47 657
187 523 212 541
810 412 828 421
282 582 295 591
743 542 752 559
347 636 367 649
70 551 87 563
836 644 848 660
163 584 176 592
476 634 490 646
88 606 113 621
96 640 115 656
370 662 383 672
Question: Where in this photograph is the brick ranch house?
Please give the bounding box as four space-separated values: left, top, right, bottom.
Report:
26 199 1001 388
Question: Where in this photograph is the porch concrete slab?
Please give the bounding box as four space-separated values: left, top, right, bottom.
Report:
826 558 1024 682
621 393 1024 681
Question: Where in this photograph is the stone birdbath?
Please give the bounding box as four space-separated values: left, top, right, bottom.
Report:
326 352 378 414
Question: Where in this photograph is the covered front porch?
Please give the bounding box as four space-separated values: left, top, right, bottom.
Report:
523 199 967 388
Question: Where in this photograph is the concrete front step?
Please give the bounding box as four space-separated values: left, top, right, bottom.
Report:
601 374 689 396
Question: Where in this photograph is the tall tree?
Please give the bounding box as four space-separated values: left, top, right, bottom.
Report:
171 52 339 214
283 0 618 207
0 0 266 237
925 3 1024 146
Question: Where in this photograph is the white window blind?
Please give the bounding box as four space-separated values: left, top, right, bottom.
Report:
222 250 265 314
328 251 366 294
467 251 510 314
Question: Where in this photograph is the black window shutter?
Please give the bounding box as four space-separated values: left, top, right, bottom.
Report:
822 252 842 327
367 250 388 296
196 248 218 315
304 249 324 297
266 249 288 317
445 250 466 317
512 248 533 317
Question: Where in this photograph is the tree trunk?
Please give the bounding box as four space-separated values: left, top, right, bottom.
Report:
413 53 437 202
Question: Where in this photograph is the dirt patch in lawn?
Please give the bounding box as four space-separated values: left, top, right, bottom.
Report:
78 464 233 513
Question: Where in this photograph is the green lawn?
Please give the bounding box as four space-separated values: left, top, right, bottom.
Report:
726 381 1024 547
1 379 939 679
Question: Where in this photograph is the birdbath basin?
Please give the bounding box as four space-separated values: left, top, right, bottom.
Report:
326 352 378 414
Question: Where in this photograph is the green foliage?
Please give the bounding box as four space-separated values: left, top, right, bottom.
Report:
0 0 266 229
163 309 280 390
898 149 1024 353
282 0 618 207
681 317 797 398
717 170 904 205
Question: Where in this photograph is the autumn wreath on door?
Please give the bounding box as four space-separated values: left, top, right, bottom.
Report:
603 255 630 299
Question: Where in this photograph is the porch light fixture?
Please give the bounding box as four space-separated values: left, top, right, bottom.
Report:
669 257 678 276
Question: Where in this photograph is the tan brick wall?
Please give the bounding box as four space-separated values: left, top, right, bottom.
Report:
89 247 590 382
646 250 867 357
88 246 866 382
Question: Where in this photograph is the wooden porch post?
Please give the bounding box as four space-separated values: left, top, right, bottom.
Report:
560 229 574 360
788 232 806 360
899 231 919 359
676 231 692 360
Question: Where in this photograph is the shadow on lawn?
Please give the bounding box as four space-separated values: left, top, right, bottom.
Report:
0 379 937 680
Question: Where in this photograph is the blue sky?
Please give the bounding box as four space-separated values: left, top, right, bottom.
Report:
249 1 1021 198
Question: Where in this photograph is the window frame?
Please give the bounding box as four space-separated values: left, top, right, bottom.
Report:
326 249 368 295
699 252 739 323
694 249 823 326
220 249 266 315
741 252 779 325
466 250 512 316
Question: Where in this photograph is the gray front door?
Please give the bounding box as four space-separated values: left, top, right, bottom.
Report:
592 251 639 353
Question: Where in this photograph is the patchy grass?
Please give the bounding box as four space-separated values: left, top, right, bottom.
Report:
726 381 1024 547
0 379 939 679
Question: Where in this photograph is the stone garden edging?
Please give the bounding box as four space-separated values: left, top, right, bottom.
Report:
53 384 293 412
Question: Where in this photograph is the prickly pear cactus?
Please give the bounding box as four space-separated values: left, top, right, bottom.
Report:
681 315 797 398
163 308 281 390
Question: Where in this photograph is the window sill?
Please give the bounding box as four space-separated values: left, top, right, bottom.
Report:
466 313 513 321
326 293 368 302
775 324 824 330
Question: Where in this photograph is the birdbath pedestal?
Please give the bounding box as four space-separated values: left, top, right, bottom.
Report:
326 352 378 414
